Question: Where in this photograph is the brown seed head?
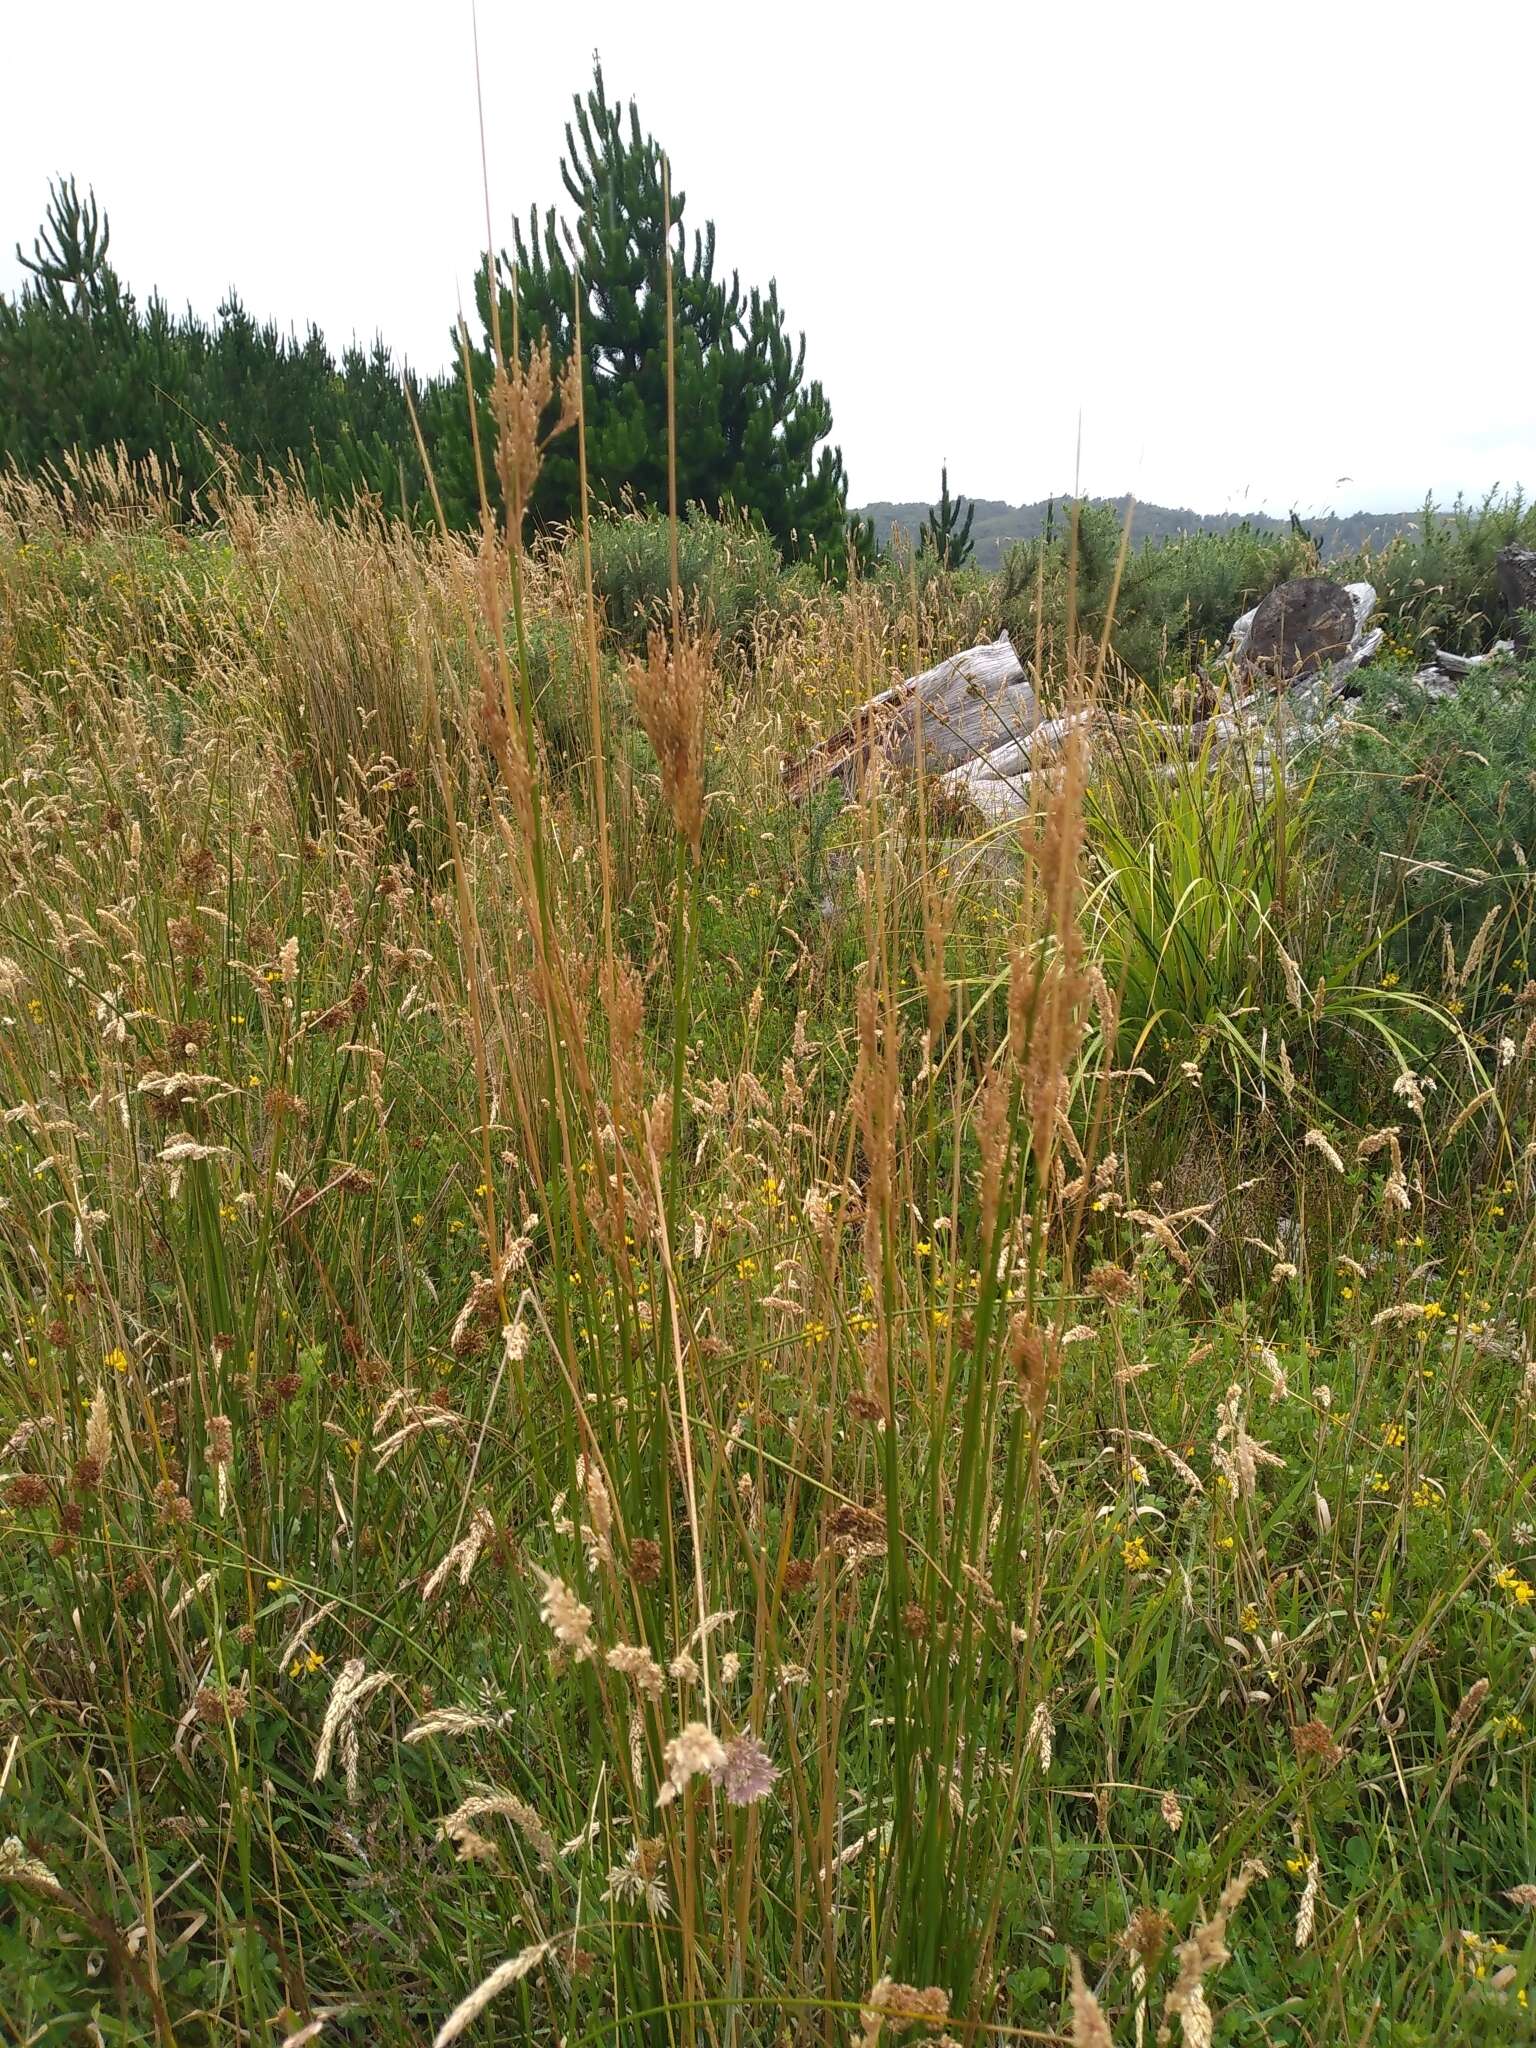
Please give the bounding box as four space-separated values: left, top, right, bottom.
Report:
626 627 709 856
1292 1718 1344 1767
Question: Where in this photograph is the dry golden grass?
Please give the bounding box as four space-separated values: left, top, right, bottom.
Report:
0 441 1534 2045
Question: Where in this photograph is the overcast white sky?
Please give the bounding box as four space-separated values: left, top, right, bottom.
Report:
4 0 1532 515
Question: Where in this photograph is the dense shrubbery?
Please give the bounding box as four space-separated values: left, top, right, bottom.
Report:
1312 659 1536 998
998 501 1313 679
584 506 788 652
1346 490 1536 653
996 494 1536 683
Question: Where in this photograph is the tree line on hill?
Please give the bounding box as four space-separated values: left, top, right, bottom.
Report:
860 496 1425 574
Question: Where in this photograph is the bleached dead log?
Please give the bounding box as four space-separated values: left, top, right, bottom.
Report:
786 581 1386 828
1405 639 1517 700
783 633 1038 801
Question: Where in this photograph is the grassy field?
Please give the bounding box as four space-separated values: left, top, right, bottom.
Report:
2 426 1536 2047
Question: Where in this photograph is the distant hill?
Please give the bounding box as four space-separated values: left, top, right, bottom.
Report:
856 495 1424 572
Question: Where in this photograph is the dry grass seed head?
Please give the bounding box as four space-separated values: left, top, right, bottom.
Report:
627 626 710 856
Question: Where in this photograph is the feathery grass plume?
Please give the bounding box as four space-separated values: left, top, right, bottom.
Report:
280 2017 336 2047
166 1568 217 1627
438 1791 556 1871
659 1719 726 1806
605 1836 669 1914
1027 1700 1055 1770
0 1835 67 1901
606 1642 665 1699
1372 1302 1428 1329
421 1505 496 1605
1211 1385 1285 1500
1275 937 1306 1013
279 1599 341 1672
626 625 709 855
851 967 899 1278
433 1938 557 2048
1016 724 1090 1157
1069 1951 1115 2046
403 1709 498 1743
976 1063 1010 1244
1447 1677 1490 1742
1156 1858 1265 2048
1302 1128 1344 1174
1009 1312 1058 1426
921 868 952 1056
533 1568 595 1662
602 952 646 1141
312 1658 393 1801
1293 1858 1321 1949
486 333 578 533
1392 1068 1429 1116
84 1383 110 1478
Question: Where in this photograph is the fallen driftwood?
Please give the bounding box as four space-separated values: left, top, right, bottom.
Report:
785 578 1386 823
782 633 1040 803
1411 639 1517 699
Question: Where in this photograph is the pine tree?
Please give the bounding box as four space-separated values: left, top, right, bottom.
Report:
16 177 112 312
444 59 849 563
918 464 975 570
1 182 431 522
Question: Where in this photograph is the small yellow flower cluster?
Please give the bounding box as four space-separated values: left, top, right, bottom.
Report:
1121 1534 1152 1573
1494 1565 1535 1606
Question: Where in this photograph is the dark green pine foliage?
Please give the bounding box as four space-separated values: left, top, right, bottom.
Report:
843 509 881 577
0 178 430 519
16 175 112 307
439 60 849 564
918 464 975 569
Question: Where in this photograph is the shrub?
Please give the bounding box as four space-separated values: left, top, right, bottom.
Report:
583 506 786 653
1311 656 1536 1000
997 502 1312 682
1337 491 1536 654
